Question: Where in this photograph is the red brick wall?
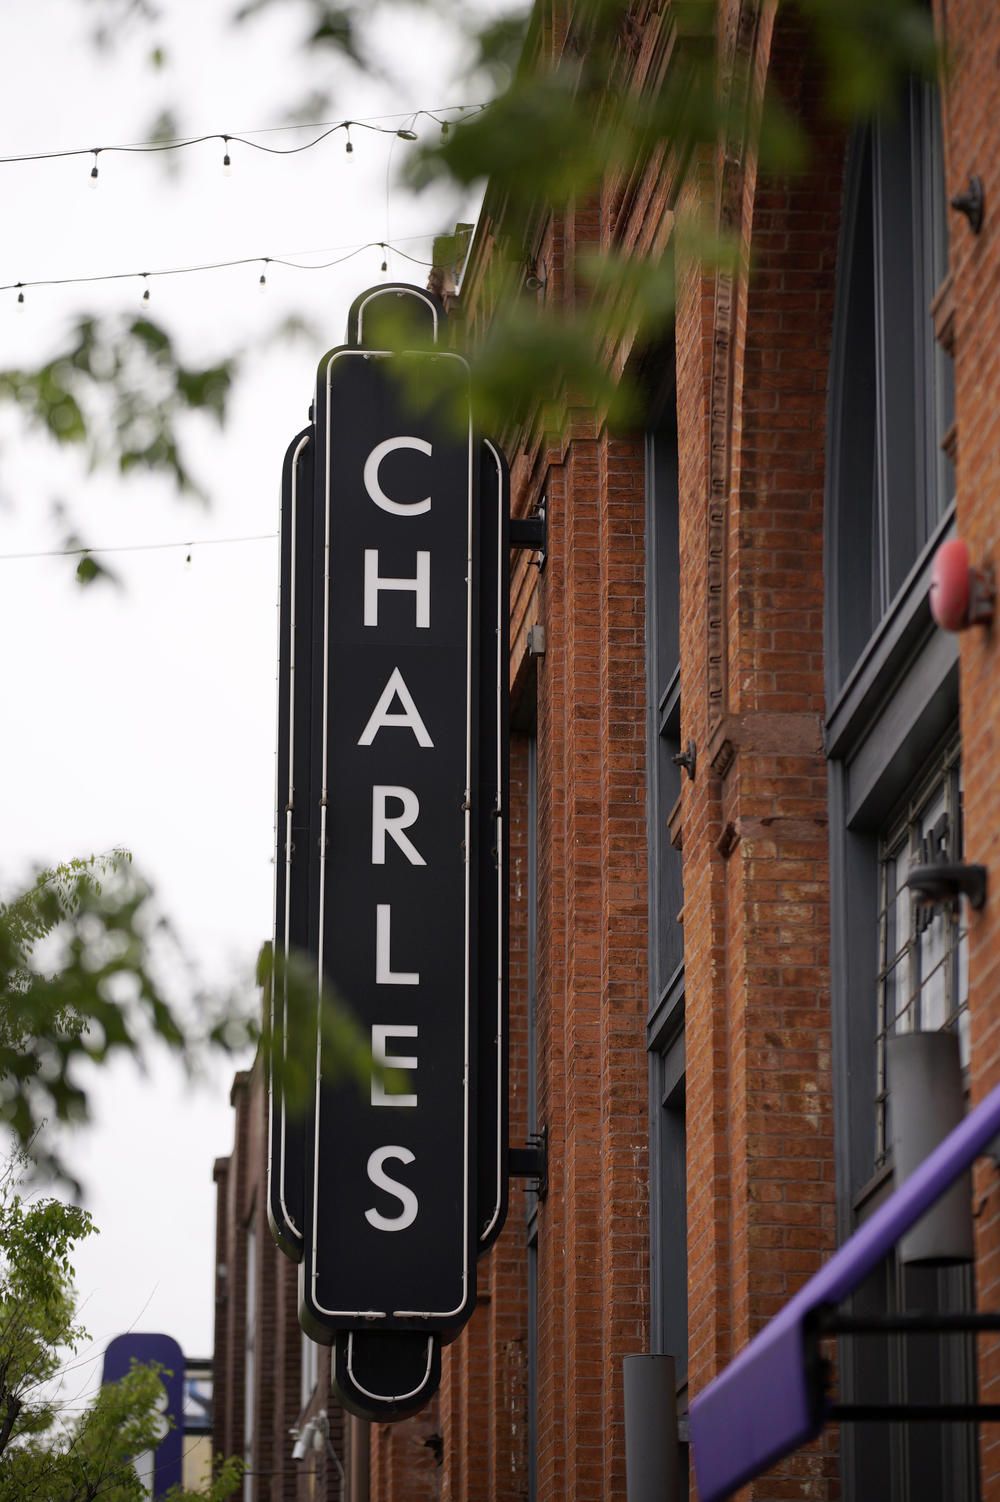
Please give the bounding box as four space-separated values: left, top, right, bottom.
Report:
368 1408 441 1500
214 1062 352 1502
677 10 842 1494
446 5 847 1499
442 418 652 1502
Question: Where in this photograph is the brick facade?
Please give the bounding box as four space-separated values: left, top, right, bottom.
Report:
214 0 1000 1496
213 1065 365 1501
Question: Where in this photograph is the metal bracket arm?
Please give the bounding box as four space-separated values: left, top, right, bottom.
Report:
808 1305 1000 1425
510 511 547 559
509 1127 548 1198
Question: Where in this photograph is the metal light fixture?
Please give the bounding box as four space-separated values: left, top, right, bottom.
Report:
906 860 987 911
951 175 984 234
672 740 697 781
525 259 547 293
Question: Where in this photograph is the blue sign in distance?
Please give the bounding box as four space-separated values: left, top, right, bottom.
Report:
102 1333 184 1497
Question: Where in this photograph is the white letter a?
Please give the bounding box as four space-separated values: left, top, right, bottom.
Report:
357 667 433 747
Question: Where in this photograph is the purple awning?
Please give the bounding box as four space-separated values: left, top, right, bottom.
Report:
689 1078 1000 1502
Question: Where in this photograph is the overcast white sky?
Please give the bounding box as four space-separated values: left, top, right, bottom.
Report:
0 0 488 1417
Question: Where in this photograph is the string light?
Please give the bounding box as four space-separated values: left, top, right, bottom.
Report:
222 136 232 176
15 285 24 311
344 124 354 162
258 272 267 293
380 244 388 274
0 106 486 173
2 237 442 303
0 532 278 564
89 150 100 188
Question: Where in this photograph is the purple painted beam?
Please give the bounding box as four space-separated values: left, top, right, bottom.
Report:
689 1079 1000 1502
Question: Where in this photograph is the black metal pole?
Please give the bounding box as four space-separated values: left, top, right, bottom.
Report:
623 1354 680 1502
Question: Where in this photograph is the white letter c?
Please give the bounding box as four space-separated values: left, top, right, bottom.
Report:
363 436 432 516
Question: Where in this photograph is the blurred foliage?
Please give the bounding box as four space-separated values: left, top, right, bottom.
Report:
69 0 941 443
227 0 938 432
257 941 397 1122
0 854 376 1182
0 1149 92 1459
0 1359 243 1500
0 853 259 1184
0 1146 242 1497
0 316 236 503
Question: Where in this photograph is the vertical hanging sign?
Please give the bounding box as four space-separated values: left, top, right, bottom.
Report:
300 342 477 1332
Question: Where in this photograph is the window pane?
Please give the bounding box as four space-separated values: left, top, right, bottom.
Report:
876 742 967 1161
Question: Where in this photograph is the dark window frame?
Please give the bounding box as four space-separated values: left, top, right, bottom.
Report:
645 405 688 1453
826 79 954 699
824 76 976 1502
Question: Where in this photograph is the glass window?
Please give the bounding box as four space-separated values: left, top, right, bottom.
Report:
829 79 954 690
645 406 687 1453
646 418 683 997
876 739 968 1161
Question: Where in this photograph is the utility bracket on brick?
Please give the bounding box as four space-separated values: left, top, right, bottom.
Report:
509 1126 548 1199
509 506 547 563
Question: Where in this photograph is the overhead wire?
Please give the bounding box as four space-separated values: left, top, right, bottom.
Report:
2 237 442 298
382 111 420 279
0 533 277 563
3 103 479 301
0 105 484 169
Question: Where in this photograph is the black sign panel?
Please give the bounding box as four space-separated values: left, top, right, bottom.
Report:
332 1329 441 1422
268 425 318 1261
300 348 477 1331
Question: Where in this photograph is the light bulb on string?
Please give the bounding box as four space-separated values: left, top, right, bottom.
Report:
141 276 150 305
222 136 232 176
441 120 450 139
89 150 100 188
258 273 267 293
380 244 388 274
15 286 24 312
396 128 418 141
344 124 354 162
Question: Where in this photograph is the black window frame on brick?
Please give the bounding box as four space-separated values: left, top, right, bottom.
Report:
826 78 954 697
644 350 688 1486
824 74 976 1502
